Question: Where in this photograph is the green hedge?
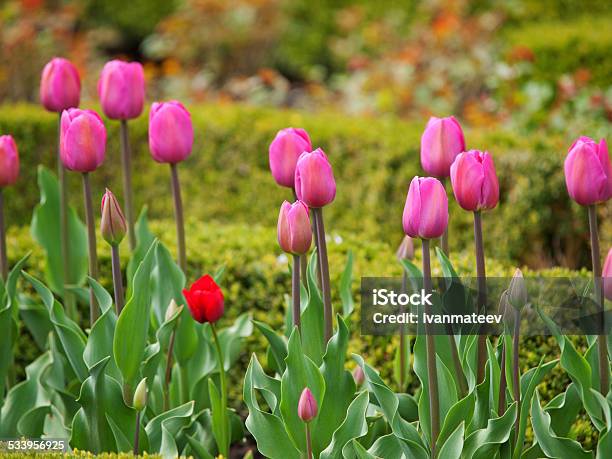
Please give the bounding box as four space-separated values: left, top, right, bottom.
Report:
1 103 610 270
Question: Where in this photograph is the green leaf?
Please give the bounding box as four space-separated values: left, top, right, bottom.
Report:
400 259 423 292
208 378 229 457
30 166 88 293
340 251 354 316
343 438 377 459
127 207 156 294
393 334 411 392
186 434 216 459
320 391 369 459
437 391 475 450
546 384 582 437
301 250 325 364
530 390 592 459
145 401 194 456
462 402 517 459
438 421 464 459
367 434 404 458
254 320 288 373
113 241 158 387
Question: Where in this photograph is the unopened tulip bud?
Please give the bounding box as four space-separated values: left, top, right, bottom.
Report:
98 60 145 120
149 101 194 164
297 387 317 422
165 298 182 322
603 249 612 302
396 236 415 261
294 148 336 208
277 200 312 255
403 177 448 239
564 137 612 206
60 109 106 172
133 378 147 411
40 58 81 112
420 116 465 178
100 189 127 246
450 150 499 212
269 128 312 188
352 366 365 386
508 268 528 310
0 135 19 187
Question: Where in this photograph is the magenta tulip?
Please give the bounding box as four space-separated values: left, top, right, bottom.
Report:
277 200 312 255
450 150 499 212
564 137 612 206
420 116 465 177
295 148 336 208
403 176 448 239
0 135 19 187
40 58 81 112
269 128 312 188
98 60 145 120
148 101 194 164
604 249 612 302
60 109 106 172
297 388 318 422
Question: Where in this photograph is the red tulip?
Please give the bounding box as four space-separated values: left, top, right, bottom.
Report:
183 274 224 324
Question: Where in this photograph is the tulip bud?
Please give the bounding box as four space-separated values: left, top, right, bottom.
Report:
564 137 612 206
396 236 415 261
420 116 465 178
294 148 336 208
133 378 147 411
183 274 224 324
508 268 528 310
603 249 612 302
450 150 499 212
40 58 81 112
269 128 312 188
403 177 448 240
60 109 106 172
100 189 127 246
297 387 318 422
149 101 194 164
98 60 145 120
352 366 365 386
277 200 312 255
0 135 19 188
165 298 182 322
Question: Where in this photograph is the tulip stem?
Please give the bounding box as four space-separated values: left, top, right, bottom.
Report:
421 239 440 457
399 270 408 391
305 423 313 459
164 326 177 411
111 244 124 315
312 207 333 343
513 308 520 433
473 211 487 383
170 163 187 273
587 205 610 394
211 323 229 458
82 172 99 326
0 189 7 281
498 336 507 415
292 254 301 331
440 178 449 255
133 411 141 455
58 114 75 317
120 120 136 251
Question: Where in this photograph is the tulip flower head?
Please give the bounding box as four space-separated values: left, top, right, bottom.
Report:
508 268 528 310
277 200 312 255
352 366 365 386
269 128 312 188
396 235 415 261
0 135 19 187
420 116 466 177
604 249 612 302
183 274 224 324
450 150 499 212
60 109 106 172
294 148 336 208
403 176 449 240
564 137 612 206
98 60 145 120
149 101 194 164
297 388 318 422
100 189 127 246
40 57 81 112
165 298 182 323
133 378 147 411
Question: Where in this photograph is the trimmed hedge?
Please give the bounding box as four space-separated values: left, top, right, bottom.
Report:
0 103 611 270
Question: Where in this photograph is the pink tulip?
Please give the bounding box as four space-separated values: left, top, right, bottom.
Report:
420 116 465 177
450 150 499 212
277 200 312 255
604 249 612 302
295 148 336 208
149 101 194 164
40 58 81 112
269 128 312 188
403 177 448 239
98 60 145 120
60 109 106 172
0 136 19 187
297 388 318 422
564 137 612 206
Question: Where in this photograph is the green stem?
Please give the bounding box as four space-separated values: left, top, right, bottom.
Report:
587 205 610 394
440 178 449 255
82 172 99 326
120 120 136 251
422 239 440 457
399 270 408 391
58 114 75 317
513 308 520 434
0 189 7 281
292 254 301 331
473 211 487 383
305 423 313 459
170 163 187 273
312 207 333 343
211 323 229 458
111 244 124 315
133 411 141 455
